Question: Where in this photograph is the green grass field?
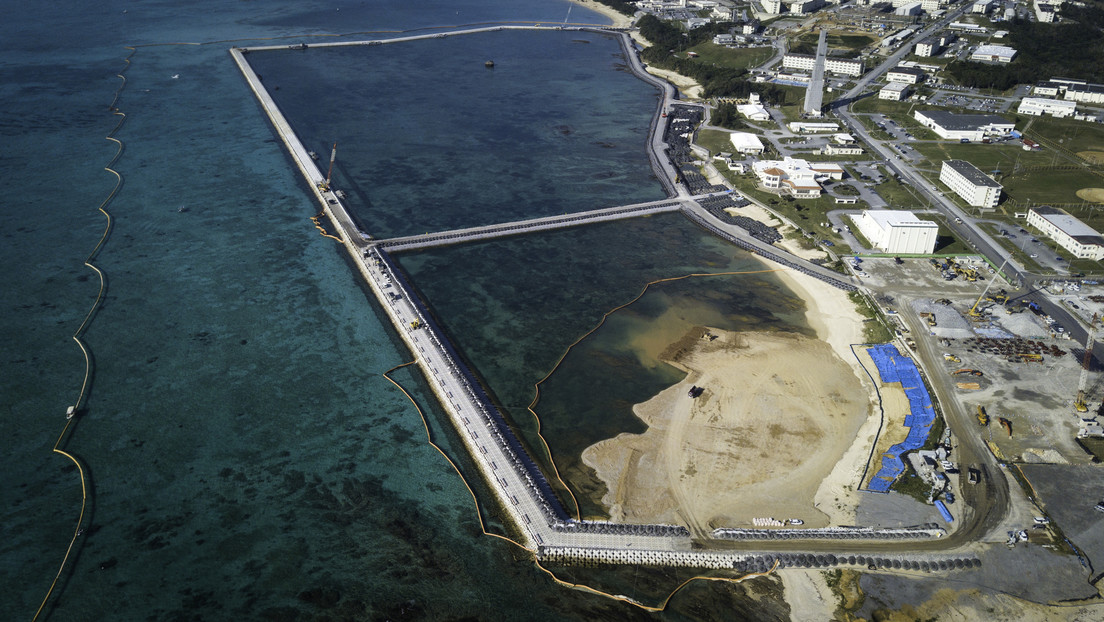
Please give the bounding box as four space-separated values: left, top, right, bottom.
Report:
685 42 776 71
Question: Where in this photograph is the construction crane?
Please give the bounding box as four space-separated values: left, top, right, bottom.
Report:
967 258 1008 318
318 142 337 192
1075 313 1098 412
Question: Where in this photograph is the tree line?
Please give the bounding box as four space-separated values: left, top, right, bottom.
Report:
637 15 794 104
946 4 1104 90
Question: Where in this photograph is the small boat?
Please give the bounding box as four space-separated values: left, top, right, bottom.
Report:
308 151 318 160
485 60 495 68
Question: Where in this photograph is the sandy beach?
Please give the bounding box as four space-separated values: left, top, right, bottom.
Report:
569 0 634 28
581 264 882 535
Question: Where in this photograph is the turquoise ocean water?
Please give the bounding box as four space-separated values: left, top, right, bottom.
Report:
1 2 793 619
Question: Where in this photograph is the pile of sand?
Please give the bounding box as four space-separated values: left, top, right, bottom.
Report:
581 266 879 535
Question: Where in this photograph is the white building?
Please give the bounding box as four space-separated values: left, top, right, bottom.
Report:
880 82 912 101
762 0 783 13
752 157 845 199
896 2 922 15
853 210 939 254
823 143 864 155
1034 1 1058 22
782 54 864 77
1027 207 1104 260
940 160 1002 208
788 121 839 133
1033 81 1062 97
788 0 825 14
970 44 1017 63
913 110 1015 141
737 103 770 121
892 0 944 10
1065 83 1104 104
714 33 737 45
729 132 766 154
972 0 995 12
1018 97 1077 118
914 38 941 57
886 66 925 84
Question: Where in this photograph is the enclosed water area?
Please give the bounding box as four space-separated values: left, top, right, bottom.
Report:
866 344 937 492
244 28 667 238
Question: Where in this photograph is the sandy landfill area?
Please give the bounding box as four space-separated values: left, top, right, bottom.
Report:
582 265 883 535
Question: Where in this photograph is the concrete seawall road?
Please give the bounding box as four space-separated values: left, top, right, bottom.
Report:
378 200 682 252
233 28 986 571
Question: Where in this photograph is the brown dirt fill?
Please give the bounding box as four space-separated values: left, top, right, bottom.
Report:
582 328 871 535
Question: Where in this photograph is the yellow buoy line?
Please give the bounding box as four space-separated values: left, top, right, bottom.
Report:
525 268 788 521
382 361 778 612
32 45 136 622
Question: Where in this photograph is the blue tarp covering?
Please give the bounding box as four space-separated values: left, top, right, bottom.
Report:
935 499 954 523
865 344 936 492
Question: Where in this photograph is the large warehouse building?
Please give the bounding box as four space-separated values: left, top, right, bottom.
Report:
913 110 1015 141
940 160 1002 208
851 210 939 255
1027 206 1104 260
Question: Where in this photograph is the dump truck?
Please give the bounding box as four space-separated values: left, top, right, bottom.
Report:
977 405 990 426
944 353 961 363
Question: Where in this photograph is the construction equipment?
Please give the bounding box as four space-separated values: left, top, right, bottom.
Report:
920 312 937 327
410 319 422 329
968 258 1009 318
998 417 1012 437
317 142 338 192
1018 353 1044 363
953 264 979 281
977 405 990 426
1075 314 1098 412
952 368 984 376
944 352 961 363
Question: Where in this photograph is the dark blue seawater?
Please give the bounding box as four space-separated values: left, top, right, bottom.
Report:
247 29 666 238
1 1 789 620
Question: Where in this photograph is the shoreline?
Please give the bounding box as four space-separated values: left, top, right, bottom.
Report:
569 0 635 29
581 260 881 532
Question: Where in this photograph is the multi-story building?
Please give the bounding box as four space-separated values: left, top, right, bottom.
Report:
880 82 912 101
914 38 941 56
788 0 825 14
913 110 1015 141
1027 207 1104 260
887 66 925 84
1017 97 1077 118
853 210 939 254
1033 81 1063 97
940 160 1002 208
782 53 864 77
972 0 995 12
1031 80 1104 103
1065 82 1104 104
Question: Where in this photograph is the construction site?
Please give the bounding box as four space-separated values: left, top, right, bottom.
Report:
851 253 1104 572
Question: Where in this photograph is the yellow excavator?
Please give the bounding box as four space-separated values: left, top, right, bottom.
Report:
977 405 989 426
